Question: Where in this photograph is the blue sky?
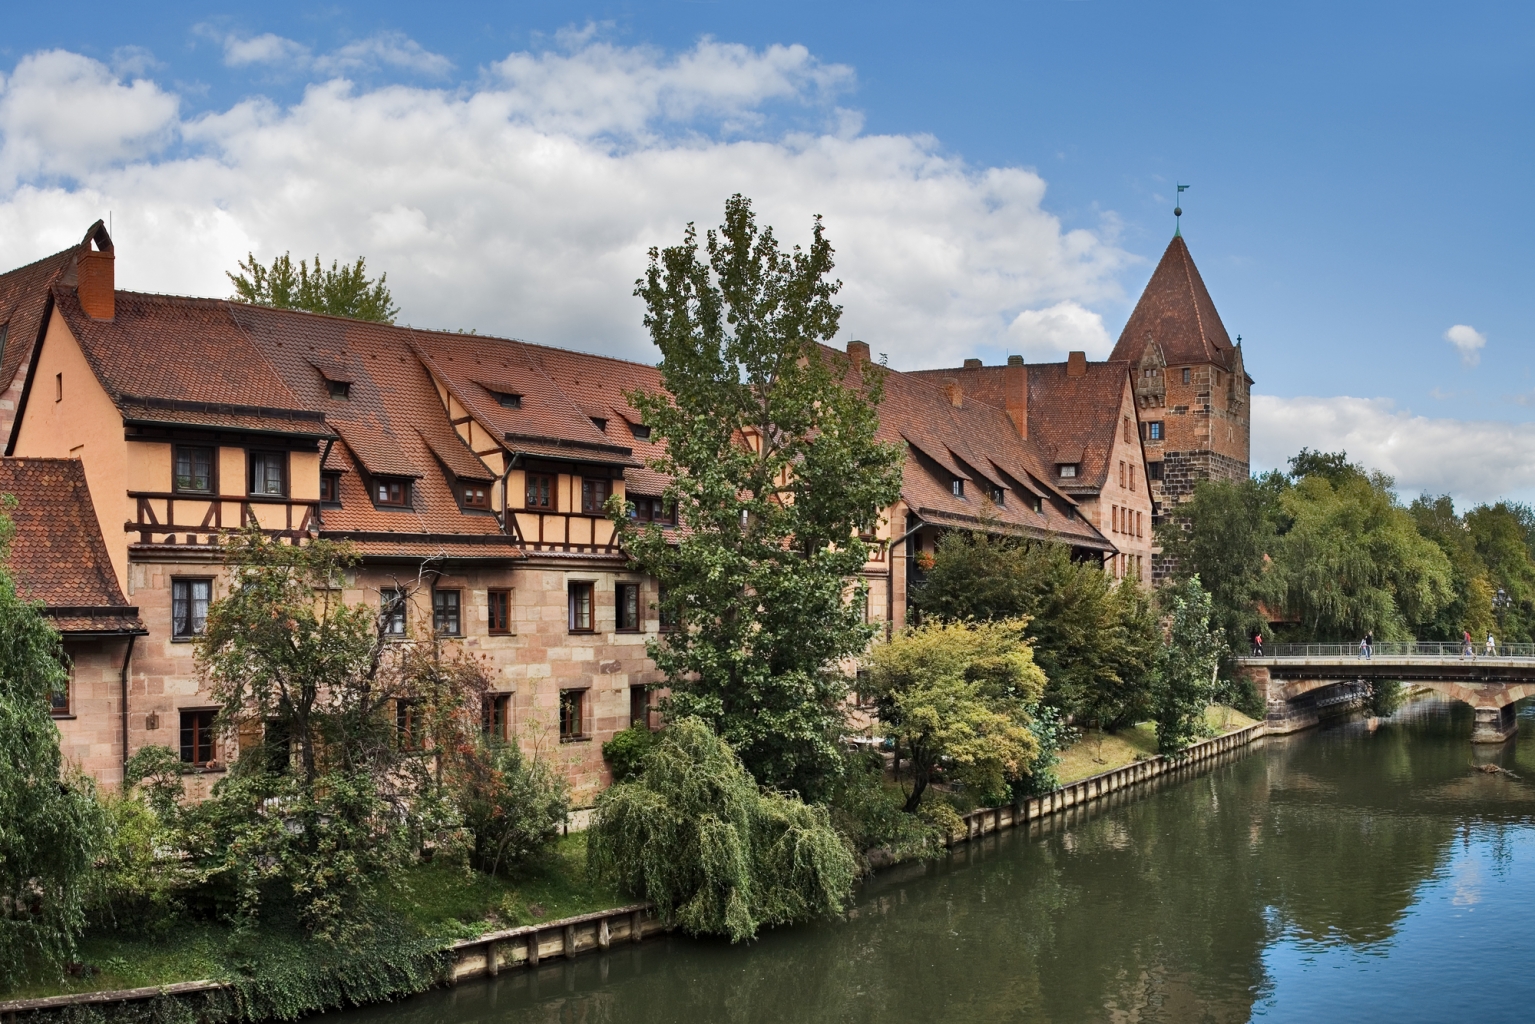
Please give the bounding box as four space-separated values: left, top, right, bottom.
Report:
3 1 1533 501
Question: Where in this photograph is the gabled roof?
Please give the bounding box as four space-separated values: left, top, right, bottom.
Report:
0 247 77 398
0 457 143 634
1025 360 1135 494
1109 235 1237 371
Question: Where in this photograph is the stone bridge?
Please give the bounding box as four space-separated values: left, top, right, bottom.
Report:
1238 642 1535 743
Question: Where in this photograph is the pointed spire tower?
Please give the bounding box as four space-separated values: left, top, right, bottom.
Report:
1112 234 1251 549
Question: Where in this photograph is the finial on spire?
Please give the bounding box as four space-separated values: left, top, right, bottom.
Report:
1174 183 1189 236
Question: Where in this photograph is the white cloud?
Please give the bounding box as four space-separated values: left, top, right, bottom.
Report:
221 32 311 69
1253 394 1535 503
1006 301 1113 360
315 33 454 78
0 50 178 182
0 39 1128 368
1444 323 1486 367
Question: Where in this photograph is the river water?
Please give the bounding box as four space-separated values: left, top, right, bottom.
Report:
330 699 1535 1023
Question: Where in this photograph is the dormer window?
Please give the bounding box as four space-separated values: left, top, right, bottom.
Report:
320 473 342 504
1032 496 1044 514
989 486 1006 505
591 417 608 432
631 423 651 441
494 391 522 409
327 380 351 400
951 478 965 498
375 479 411 507
463 484 489 508
1058 464 1078 479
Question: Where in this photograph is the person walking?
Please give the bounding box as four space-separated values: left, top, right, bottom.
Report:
1487 631 1498 658
1365 630 1374 661
1463 629 1475 661
1252 631 1264 657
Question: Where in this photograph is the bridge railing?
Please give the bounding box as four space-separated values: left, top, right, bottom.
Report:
1257 641 1535 660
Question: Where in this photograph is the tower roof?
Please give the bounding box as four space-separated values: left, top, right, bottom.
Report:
1109 235 1237 371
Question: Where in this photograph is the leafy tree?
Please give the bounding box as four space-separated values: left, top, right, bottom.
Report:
1287 447 1357 486
1153 577 1227 755
1409 494 1496 642
587 717 856 942
602 725 657 783
0 501 105 986
454 739 569 876
229 252 399 323
191 529 485 936
617 194 904 799
864 620 1045 812
911 530 1158 729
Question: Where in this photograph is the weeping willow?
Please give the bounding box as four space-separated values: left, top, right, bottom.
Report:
586 718 856 942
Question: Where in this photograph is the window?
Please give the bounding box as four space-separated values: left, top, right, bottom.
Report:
1112 505 1119 533
1032 496 1044 515
1143 367 1159 378
1148 461 1164 481
396 699 420 749
483 693 511 742
559 689 587 741
631 423 651 440
488 588 512 634
630 496 673 524
180 709 217 767
582 478 610 513
1182 368 1191 384
50 673 70 717
327 380 351 400
1130 466 1138 492
433 589 461 636
172 578 212 638
1137 511 1144 538
591 417 608 432
1119 461 1127 488
55 373 62 403
989 485 1005 505
495 391 523 409
1058 464 1078 479
1123 416 1133 444
381 588 406 636
375 479 411 506
463 484 489 508
1147 422 1163 441
616 582 641 632
248 451 287 496
174 446 214 493
951 477 965 498
320 473 341 503
630 686 650 730
568 581 594 632
526 473 554 509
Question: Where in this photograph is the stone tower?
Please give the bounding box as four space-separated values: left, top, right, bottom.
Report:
1109 234 1251 526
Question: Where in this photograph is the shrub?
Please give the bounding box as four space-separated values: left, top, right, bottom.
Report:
587 718 856 941
825 748 943 867
454 740 570 875
602 726 656 783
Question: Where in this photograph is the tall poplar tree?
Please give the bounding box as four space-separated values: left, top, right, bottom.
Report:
618 194 904 799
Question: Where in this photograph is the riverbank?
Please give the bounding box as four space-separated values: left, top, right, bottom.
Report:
0 707 1264 1019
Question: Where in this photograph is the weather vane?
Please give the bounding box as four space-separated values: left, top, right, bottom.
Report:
1174 183 1189 236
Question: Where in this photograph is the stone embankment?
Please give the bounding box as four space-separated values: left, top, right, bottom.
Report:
0 722 1267 1019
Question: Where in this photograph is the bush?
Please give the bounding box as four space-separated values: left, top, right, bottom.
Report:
602 726 656 783
825 749 943 867
454 741 570 875
587 718 856 941
84 790 186 934
1368 679 1406 717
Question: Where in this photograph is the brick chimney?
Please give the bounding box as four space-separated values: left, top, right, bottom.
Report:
846 340 870 364
941 377 963 408
76 220 115 320
1066 350 1087 377
962 358 982 369
1004 355 1028 438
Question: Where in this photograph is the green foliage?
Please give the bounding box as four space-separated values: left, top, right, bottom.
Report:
84 788 185 935
1367 679 1406 717
912 530 1159 728
602 725 656 783
1016 703 1071 797
864 619 1044 812
587 718 856 942
0 502 105 987
1287 447 1356 485
453 738 569 876
824 749 944 866
618 193 905 799
227 252 398 323
1153 578 1227 756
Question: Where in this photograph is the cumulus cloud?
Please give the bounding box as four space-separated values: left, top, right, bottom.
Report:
1006 301 1113 360
1253 394 1535 503
220 32 311 69
315 33 454 78
1444 323 1486 366
0 38 1128 367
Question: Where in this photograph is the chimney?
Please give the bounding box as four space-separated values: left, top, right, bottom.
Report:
1066 350 1087 377
1004 357 1028 438
846 340 870 365
941 377 963 408
76 221 115 320
962 358 982 369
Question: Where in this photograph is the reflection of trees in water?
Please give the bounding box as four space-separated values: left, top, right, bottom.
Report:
331 705 1518 1024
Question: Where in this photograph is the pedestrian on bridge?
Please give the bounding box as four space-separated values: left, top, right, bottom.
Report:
1463 630 1475 660
1252 631 1263 657
1361 630 1373 661
1487 632 1498 658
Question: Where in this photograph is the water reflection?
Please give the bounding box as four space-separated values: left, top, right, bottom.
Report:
331 699 1535 1024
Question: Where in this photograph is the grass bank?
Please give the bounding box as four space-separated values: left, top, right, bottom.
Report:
1056 705 1258 786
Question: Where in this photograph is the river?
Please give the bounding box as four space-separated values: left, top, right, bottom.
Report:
327 698 1535 1023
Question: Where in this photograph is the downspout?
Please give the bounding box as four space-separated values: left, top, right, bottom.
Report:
119 632 138 782
885 515 926 641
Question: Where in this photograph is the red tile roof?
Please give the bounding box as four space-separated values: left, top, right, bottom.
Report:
0 247 76 398
1109 235 1237 371
0 457 143 634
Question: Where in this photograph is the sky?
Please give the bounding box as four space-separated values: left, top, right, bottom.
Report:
2 1 1533 504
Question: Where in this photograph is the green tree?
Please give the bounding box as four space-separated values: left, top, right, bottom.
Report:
864 620 1045 812
911 530 1159 729
0 501 105 986
1153 577 1227 756
229 252 399 323
617 194 904 799
453 739 569 876
1409 494 1495 642
587 717 856 942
